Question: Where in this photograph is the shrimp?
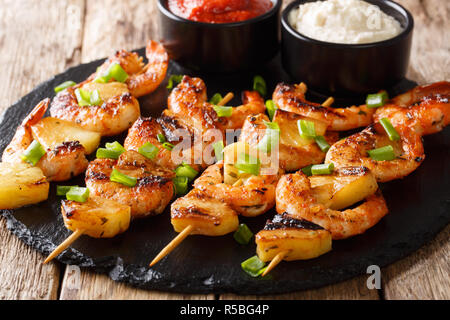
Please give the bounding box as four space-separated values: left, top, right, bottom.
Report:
89 40 169 98
85 150 175 219
374 81 450 136
50 82 140 136
2 99 88 182
193 162 281 217
276 171 388 240
273 83 375 131
325 123 425 182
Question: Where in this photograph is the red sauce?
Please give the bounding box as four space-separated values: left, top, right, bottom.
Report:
168 0 273 24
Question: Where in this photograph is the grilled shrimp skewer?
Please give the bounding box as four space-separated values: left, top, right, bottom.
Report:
273 83 375 131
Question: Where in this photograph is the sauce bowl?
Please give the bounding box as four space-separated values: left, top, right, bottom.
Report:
281 0 414 98
157 0 282 73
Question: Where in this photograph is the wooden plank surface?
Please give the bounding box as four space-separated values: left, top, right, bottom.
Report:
0 0 85 300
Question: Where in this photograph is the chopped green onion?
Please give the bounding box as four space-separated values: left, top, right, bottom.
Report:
105 141 126 154
89 89 102 106
311 163 335 175
54 81 76 93
21 140 46 166
301 164 313 177
75 88 91 107
265 100 278 121
298 119 316 139
157 133 166 144
257 121 280 153
234 224 253 245
95 63 129 83
253 75 267 97
241 256 267 277
57 185 78 196
162 142 174 151
213 141 224 162
139 142 159 160
366 91 389 108
314 136 331 152
209 93 223 105
368 145 396 161
175 163 198 182
173 176 189 196
66 187 90 203
235 153 261 176
110 169 137 187
379 118 400 141
166 75 183 89
213 105 233 118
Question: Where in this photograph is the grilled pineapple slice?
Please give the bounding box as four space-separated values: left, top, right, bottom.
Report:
81 82 129 101
61 196 131 238
309 166 378 210
256 213 332 262
31 117 101 154
223 141 259 185
0 162 49 209
171 189 239 236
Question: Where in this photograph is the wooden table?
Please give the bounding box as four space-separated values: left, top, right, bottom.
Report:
0 0 448 300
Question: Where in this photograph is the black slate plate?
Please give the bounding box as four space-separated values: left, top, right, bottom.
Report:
0 50 448 295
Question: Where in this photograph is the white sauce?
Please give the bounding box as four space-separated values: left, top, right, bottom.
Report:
289 0 403 44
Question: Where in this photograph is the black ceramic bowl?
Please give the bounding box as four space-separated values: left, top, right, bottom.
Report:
281 0 414 98
157 0 282 73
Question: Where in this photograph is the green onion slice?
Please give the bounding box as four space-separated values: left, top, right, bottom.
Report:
366 91 389 108
253 75 267 97
257 121 280 153
54 81 76 93
368 145 396 161
241 255 267 277
139 142 159 160
66 187 90 203
157 133 166 144
57 185 78 196
265 100 278 121
110 169 137 187
213 141 224 162
213 105 233 118
301 164 313 177
298 119 316 139
166 75 183 89
209 93 223 105
379 118 400 141
234 224 254 245
105 141 126 154
235 153 261 176
314 136 331 153
21 140 46 166
173 176 189 196
95 63 129 83
96 148 122 159
162 142 174 151
311 163 335 175
175 163 198 182
89 89 102 106
75 88 91 107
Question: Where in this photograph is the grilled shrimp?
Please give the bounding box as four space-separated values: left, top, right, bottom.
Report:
3 99 88 181
239 111 339 172
50 82 140 136
89 40 169 98
193 162 281 217
325 123 425 182
374 81 450 136
273 83 375 131
85 150 175 219
276 171 388 240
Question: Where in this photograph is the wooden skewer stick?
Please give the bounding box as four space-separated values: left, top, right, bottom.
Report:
261 250 289 277
149 224 194 267
44 229 84 264
217 92 234 106
322 97 335 108
297 82 308 94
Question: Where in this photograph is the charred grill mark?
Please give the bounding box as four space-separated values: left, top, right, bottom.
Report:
337 166 370 176
264 213 324 231
138 175 172 187
86 170 110 181
51 141 84 155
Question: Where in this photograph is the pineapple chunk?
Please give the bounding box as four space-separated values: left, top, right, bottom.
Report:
309 166 378 210
81 82 129 101
0 162 49 209
31 117 101 154
256 214 332 262
171 189 239 236
61 196 131 238
223 141 259 185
